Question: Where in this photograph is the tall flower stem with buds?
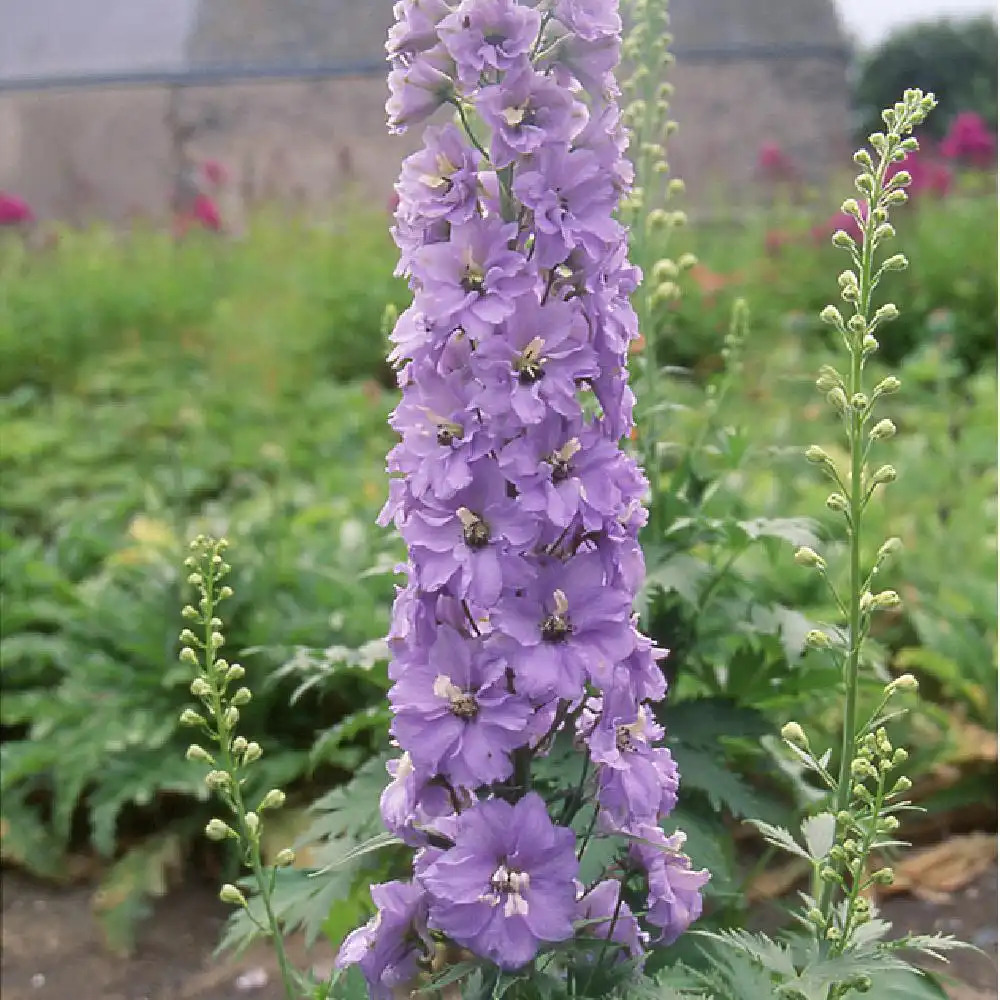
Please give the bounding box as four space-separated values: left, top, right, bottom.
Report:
178 536 300 1000
799 88 937 926
619 0 691 532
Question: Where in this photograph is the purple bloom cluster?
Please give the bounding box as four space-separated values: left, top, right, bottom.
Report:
339 1 708 993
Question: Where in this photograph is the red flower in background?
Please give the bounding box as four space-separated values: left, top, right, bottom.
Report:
813 199 868 245
0 192 35 226
756 141 796 182
886 148 952 199
173 194 223 237
202 160 228 186
940 112 997 168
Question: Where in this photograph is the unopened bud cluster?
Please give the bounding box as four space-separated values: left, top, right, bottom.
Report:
177 536 294 912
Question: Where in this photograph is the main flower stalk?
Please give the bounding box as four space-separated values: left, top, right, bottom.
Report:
338 2 707 993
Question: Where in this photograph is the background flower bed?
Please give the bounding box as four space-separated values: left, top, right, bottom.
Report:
0 188 996 953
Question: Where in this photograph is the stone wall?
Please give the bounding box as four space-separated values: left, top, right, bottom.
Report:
0 55 849 225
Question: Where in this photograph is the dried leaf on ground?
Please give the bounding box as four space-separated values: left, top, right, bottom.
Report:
880 833 999 903
746 858 811 902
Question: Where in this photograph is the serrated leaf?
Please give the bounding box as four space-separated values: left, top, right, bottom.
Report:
842 969 949 1000
309 704 392 770
663 697 771 751
747 820 811 862
801 812 836 862
736 517 822 549
312 830 402 874
642 554 712 607
670 744 785 823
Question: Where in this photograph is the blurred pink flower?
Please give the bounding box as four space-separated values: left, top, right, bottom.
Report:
940 112 996 168
813 199 868 244
756 141 796 182
886 148 952 198
764 228 791 256
202 160 228 186
0 191 35 226
174 194 223 236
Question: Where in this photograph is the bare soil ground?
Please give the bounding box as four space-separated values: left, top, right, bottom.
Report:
2 866 996 1000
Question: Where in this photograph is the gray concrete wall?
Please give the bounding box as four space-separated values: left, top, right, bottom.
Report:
0 58 850 225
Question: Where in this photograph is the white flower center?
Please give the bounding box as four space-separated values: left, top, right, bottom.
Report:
484 863 531 917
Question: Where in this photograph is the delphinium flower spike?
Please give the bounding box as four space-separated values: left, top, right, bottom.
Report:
337 1 707 994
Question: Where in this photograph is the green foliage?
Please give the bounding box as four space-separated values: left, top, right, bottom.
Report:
0 163 994 965
662 193 998 373
0 277 401 948
0 211 405 395
853 17 999 138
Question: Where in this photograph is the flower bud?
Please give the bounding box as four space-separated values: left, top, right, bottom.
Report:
861 334 879 355
275 848 296 868
677 252 698 271
870 589 901 610
874 376 901 396
259 789 286 811
832 229 856 250
819 304 843 328
223 706 240 728
651 258 678 281
892 748 909 767
179 647 199 666
232 736 248 755
880 254 907 272
225 664 246 682
890 673 919 692
872 867 894 885
244 812 260 837
219 884 247 907
891 775 913 795
205 818 234 841
243 742 263 764
805 629 833 649
179 628 199 645
826 492 849 513
877 537 902 562
872 464 897 485
794 547 826 570
805 445 831 465
873 303 899 324
869 418 896 441
185 744 213 764
179 708 205 727
210 631 225 649
190 677 211 698
231 687 252 707
781 722 809 748
218 585 234 600
181 605 199 620
205 770 230 790
816 365 842 391
827 387 849 414
187 573 203 587
850 392 868 411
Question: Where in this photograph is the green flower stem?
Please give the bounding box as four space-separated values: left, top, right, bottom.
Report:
198 555 300 1000
835 766 887 955
818 98 927 923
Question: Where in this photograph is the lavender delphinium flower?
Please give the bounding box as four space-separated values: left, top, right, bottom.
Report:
421 794 578 969
339 0 707 991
